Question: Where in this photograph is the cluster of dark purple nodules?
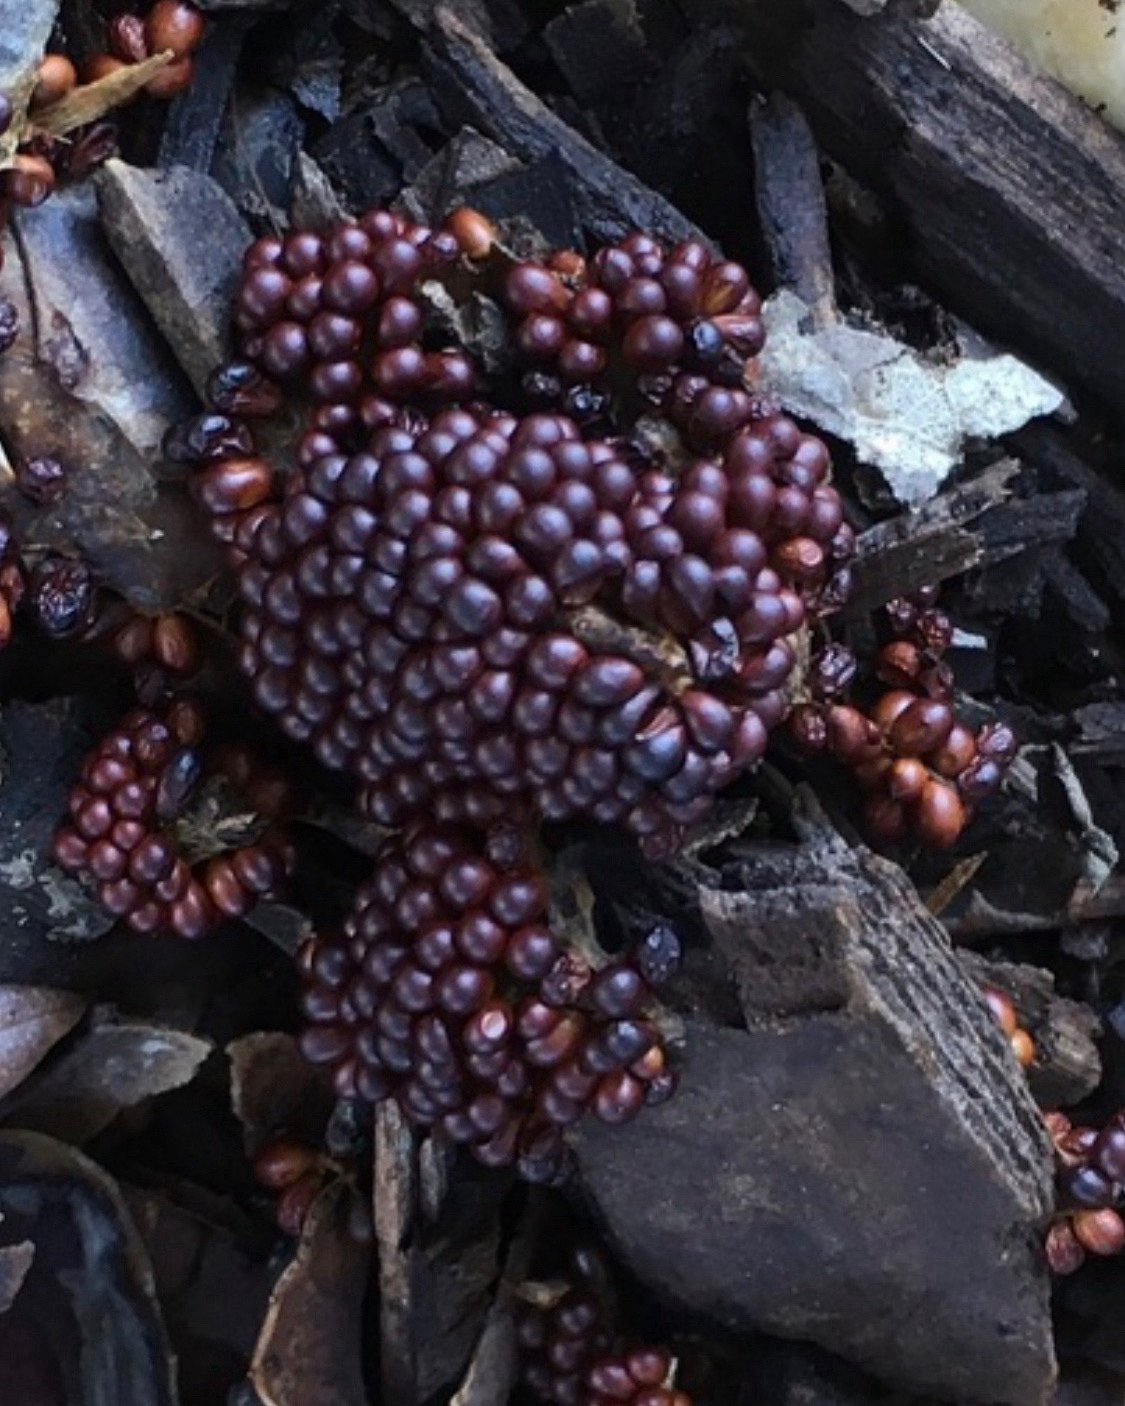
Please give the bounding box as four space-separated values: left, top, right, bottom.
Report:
517 1269 691 1406
1043 1109 1125 1273
51 700 293 938
789 589 1017 847
498 228 762 430
177 204 852 1173
297 821 678 1182
183 207 851 859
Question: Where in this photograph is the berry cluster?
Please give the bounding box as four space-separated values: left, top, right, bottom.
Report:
109 609 202 705
982 984 1035 1069
52 701 293 937
789 591 1017 847
517 1277 690 1406
185 208 850 857
297 822 676 1181
92 0 206 99
0 3 202 264
229 209 467 410
497 233 762 428
1044 1110 1125 1273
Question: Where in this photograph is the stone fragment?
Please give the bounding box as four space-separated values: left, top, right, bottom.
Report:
577 816 1056 1404
399 126 521 227
213 89 304 225
97 160 251 398
750 1340 894 1406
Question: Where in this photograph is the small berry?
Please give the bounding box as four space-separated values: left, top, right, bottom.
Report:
1045 1220 1086 1275
145 0 205 58
31 54 77 108
276 1169 324 1237
1072 1208 1125 1258
445 206 495 259
252 1136 319 1190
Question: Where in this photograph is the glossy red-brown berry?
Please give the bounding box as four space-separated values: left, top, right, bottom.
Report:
445 206 495 260
31 54 77 108
145 56 195 100
252 1136 319 1190
982 986 1018 1037
1009 1028 1035 1068
913 778 965 848
1045 1220 1086 1275
3 153 56 207
151 613 200 674
1072 1208 1125 1257
275 1170 324 1237
106 14 149 61
145 0 205 57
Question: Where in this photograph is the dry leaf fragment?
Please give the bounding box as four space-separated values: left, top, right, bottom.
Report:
0 986 86 1101
30 53 175 137
123 1185 275 1380
250 1180 370 1406
228 1031 335 1154
1 1012 212 1142
375 1099 419 1406
450 1199 542 1406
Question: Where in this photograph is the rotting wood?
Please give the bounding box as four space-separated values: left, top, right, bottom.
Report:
375 1101 420 1406
847 457 1019 612
749 92 837 327
734 0 1125 414
420 7 707 247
